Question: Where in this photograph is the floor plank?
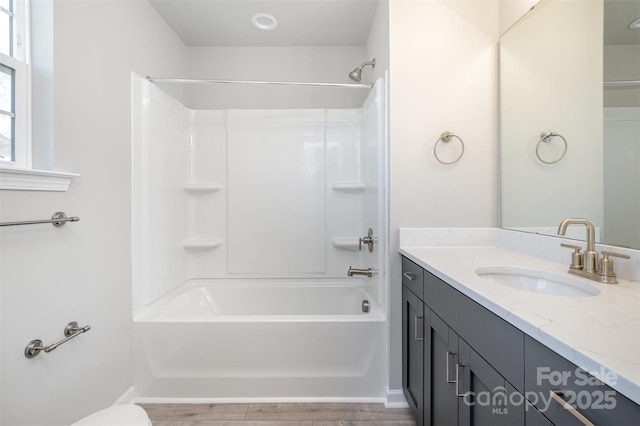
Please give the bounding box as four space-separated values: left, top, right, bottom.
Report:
138 403 416 425
313 422 416 426
244 403 414 422
152 422 313 426
139 403 249 421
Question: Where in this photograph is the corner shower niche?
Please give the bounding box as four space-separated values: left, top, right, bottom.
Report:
132 74 386 310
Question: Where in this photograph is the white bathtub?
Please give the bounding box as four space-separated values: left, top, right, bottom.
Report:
132 278 386 401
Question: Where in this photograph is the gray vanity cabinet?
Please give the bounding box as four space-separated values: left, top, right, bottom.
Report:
401 255 640 426
425 309 459 426
525 402 553 426
402 257 525 426
457 339 524 426
425 304 524 426
402 282 424 425
524 335 640 425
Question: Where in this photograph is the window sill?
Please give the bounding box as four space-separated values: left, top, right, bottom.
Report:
0 166 79 191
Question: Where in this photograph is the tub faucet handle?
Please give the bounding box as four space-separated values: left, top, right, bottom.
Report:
359 228 375 252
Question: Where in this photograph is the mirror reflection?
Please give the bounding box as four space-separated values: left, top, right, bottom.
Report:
500 0 640 249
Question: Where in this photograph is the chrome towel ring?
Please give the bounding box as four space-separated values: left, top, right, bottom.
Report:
434 131 464 165
536 131 567 164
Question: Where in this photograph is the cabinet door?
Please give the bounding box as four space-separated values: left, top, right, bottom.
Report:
402 285 424 425
526 402 553 426
425 309 459 426
458 340 524 426
524 335 640 425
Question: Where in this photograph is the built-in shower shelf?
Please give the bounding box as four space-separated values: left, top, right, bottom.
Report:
331 182 365 193
184 183 223 193
183 239 222 250
331 237 360 250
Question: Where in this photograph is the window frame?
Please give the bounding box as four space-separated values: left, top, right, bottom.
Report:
0 0 30 169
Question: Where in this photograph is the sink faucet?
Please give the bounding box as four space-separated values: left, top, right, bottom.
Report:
557 218 630 284
557 218 598 273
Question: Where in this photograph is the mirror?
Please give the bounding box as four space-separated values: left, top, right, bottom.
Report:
500 0 640 249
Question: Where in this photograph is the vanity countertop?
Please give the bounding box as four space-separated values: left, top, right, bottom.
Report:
400 245 640 405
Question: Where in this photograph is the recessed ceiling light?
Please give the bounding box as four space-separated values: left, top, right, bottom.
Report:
629 17 640 30
251 13 278 31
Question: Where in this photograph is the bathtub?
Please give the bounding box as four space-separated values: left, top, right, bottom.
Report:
132 278 386 401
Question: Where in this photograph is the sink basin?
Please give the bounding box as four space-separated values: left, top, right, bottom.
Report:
475 266 601 297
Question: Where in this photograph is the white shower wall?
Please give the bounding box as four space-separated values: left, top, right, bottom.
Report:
603 107 640 248
132 75 386 309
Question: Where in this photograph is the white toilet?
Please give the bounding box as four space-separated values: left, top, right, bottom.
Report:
71 404 152 426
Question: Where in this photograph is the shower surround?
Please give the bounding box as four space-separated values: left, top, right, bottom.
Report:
131 74 388 400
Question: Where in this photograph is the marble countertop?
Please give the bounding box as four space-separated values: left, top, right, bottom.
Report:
400 245 640 405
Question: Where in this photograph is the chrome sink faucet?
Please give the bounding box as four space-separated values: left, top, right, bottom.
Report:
557 218 629 284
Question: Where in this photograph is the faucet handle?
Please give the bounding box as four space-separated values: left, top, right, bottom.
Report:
598 251 630 284
561 243 583 270
601 250 631 260
359 228 375 253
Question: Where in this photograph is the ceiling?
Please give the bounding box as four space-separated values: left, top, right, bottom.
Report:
148 0 380 47
149 0 639 47
604 0 640 45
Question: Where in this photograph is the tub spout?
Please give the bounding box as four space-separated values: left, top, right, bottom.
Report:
348 266 373 277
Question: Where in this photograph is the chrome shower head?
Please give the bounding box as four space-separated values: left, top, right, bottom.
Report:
348 58 376 82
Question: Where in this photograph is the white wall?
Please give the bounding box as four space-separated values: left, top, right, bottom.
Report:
387 0 499 390
0 1 187 424
500 0 604 232
603 107 640 248
499 0 538 35
604 44 640 108
366 0 390 85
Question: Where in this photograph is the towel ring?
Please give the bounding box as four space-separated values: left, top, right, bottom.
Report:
434 131 464 165
536 131 567 164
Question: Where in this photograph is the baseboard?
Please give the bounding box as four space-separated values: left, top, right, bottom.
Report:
134 396 387 404
112 386 136 406
385 388 408 408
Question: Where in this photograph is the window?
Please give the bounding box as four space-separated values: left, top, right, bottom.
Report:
0 0 28 167
0 0 76 190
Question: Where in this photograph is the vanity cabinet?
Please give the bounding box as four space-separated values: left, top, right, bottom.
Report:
524 335 640 425
401 255 640 426
425 309 459 426
402 284 424 424
402 257 525 426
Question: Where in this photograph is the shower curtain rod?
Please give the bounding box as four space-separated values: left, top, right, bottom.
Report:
146 76 374 89
603 79 640 87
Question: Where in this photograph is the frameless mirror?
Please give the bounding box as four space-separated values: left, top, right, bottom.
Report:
499 0 640 249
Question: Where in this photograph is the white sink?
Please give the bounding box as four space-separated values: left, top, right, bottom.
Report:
475 266 601 297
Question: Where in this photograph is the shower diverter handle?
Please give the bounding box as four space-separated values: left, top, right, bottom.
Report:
359 228 375 253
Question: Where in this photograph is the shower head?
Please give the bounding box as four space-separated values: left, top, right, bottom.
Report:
348 58 376 82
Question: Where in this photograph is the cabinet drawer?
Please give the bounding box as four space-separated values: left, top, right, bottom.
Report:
423 268 524 392
402 257 424 301
524 335 640 425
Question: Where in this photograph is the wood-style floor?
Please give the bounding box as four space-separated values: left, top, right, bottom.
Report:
138 403 416 426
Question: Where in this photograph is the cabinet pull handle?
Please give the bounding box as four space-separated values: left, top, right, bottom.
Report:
403 272 416 281
414 316 423 341
549 391 595 426
455 363 465 397
446 351 456 383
